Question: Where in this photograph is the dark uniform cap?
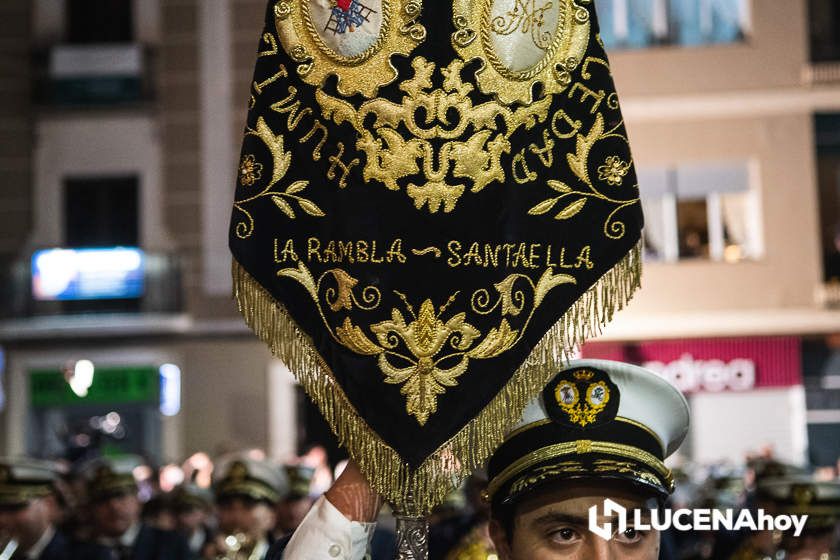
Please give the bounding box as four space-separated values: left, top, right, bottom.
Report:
486 360 690 507
82 456 141 503
749 458 808 483
0 457 64 507
283 465 315 500
757 476 840 530
171 483 213 512
214 454 288 505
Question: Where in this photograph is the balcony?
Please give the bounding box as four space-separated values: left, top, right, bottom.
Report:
0 249 183 325
33 43 155 108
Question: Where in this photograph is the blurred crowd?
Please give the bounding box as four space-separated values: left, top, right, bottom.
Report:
0 444 838 560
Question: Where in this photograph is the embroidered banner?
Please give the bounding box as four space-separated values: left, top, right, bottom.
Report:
230 0 643 513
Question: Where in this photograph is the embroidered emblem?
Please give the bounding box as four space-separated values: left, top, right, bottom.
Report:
491 0 555 50
326 0 377 34
545 366 619 428
791 484 816 506
275 0 425 97
451 0 591 103
228 462 249 482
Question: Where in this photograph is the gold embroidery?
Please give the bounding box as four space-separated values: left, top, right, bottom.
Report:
554 377 609 427
274 0 426 97
239 154 263 187
276 257 577 424
526 113 640 239
233 240 642 514
316 57 552 212
508 460 587 496
451 0 591 104
597 155 630 186
486 438 672 500
233 118 325 238
326 142 361 189
491 0 555 50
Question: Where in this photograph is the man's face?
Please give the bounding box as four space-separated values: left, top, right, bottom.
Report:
216 496 276 539
91 493 140 538
0 497 54 550
275 496 314 534
176 507 207 533
490 481 661 560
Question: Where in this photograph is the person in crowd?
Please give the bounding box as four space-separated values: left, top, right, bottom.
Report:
429 474 495 559
268 360 690 560
142 493 177 531
732 476 840 560
0 457 74 559
274 465 315 539
81 456 191 560
171 483 215 557
204 453 287 560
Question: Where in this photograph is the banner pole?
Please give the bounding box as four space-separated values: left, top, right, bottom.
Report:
393 494 429 560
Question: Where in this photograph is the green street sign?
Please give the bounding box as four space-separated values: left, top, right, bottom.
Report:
30 366 158 407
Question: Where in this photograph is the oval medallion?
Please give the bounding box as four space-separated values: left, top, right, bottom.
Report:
275 0 426 97
486 0 563 74
307 0 384 59
451 0 590 104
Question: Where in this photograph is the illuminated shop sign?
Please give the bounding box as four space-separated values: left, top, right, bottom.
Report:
31 247 144 301
642 354 755 393
582 337 802 393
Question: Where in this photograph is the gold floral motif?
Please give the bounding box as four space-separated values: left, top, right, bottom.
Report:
274 0 426 97
597 155 630 186
316 57 552 213
372 299 481 425
277 259 577 424
238 154 264 187
527 113 640 239
233 118 325 238
451 0 591 104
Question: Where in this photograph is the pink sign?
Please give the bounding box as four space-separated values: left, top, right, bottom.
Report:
580 337 802 393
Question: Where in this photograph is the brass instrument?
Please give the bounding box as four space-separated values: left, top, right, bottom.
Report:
214 532 263 560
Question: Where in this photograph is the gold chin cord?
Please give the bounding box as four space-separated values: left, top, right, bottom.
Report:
393 494 429 560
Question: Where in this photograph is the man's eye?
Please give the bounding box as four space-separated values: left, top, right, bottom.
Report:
614 527 644 544
549 527 579 543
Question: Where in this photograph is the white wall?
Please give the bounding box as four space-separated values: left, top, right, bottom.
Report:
689 387 809 466
31 115 171 250
33 0 161 45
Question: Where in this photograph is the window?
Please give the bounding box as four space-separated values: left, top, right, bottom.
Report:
816 114 840 282
639 162 760 263
595 0 749 51
64 176 139 247
809 0 840 63
67 0 134 44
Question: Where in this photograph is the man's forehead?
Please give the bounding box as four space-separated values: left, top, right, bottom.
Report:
515 481 656 518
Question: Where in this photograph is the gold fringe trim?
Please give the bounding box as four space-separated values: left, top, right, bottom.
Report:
232 240 642 515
